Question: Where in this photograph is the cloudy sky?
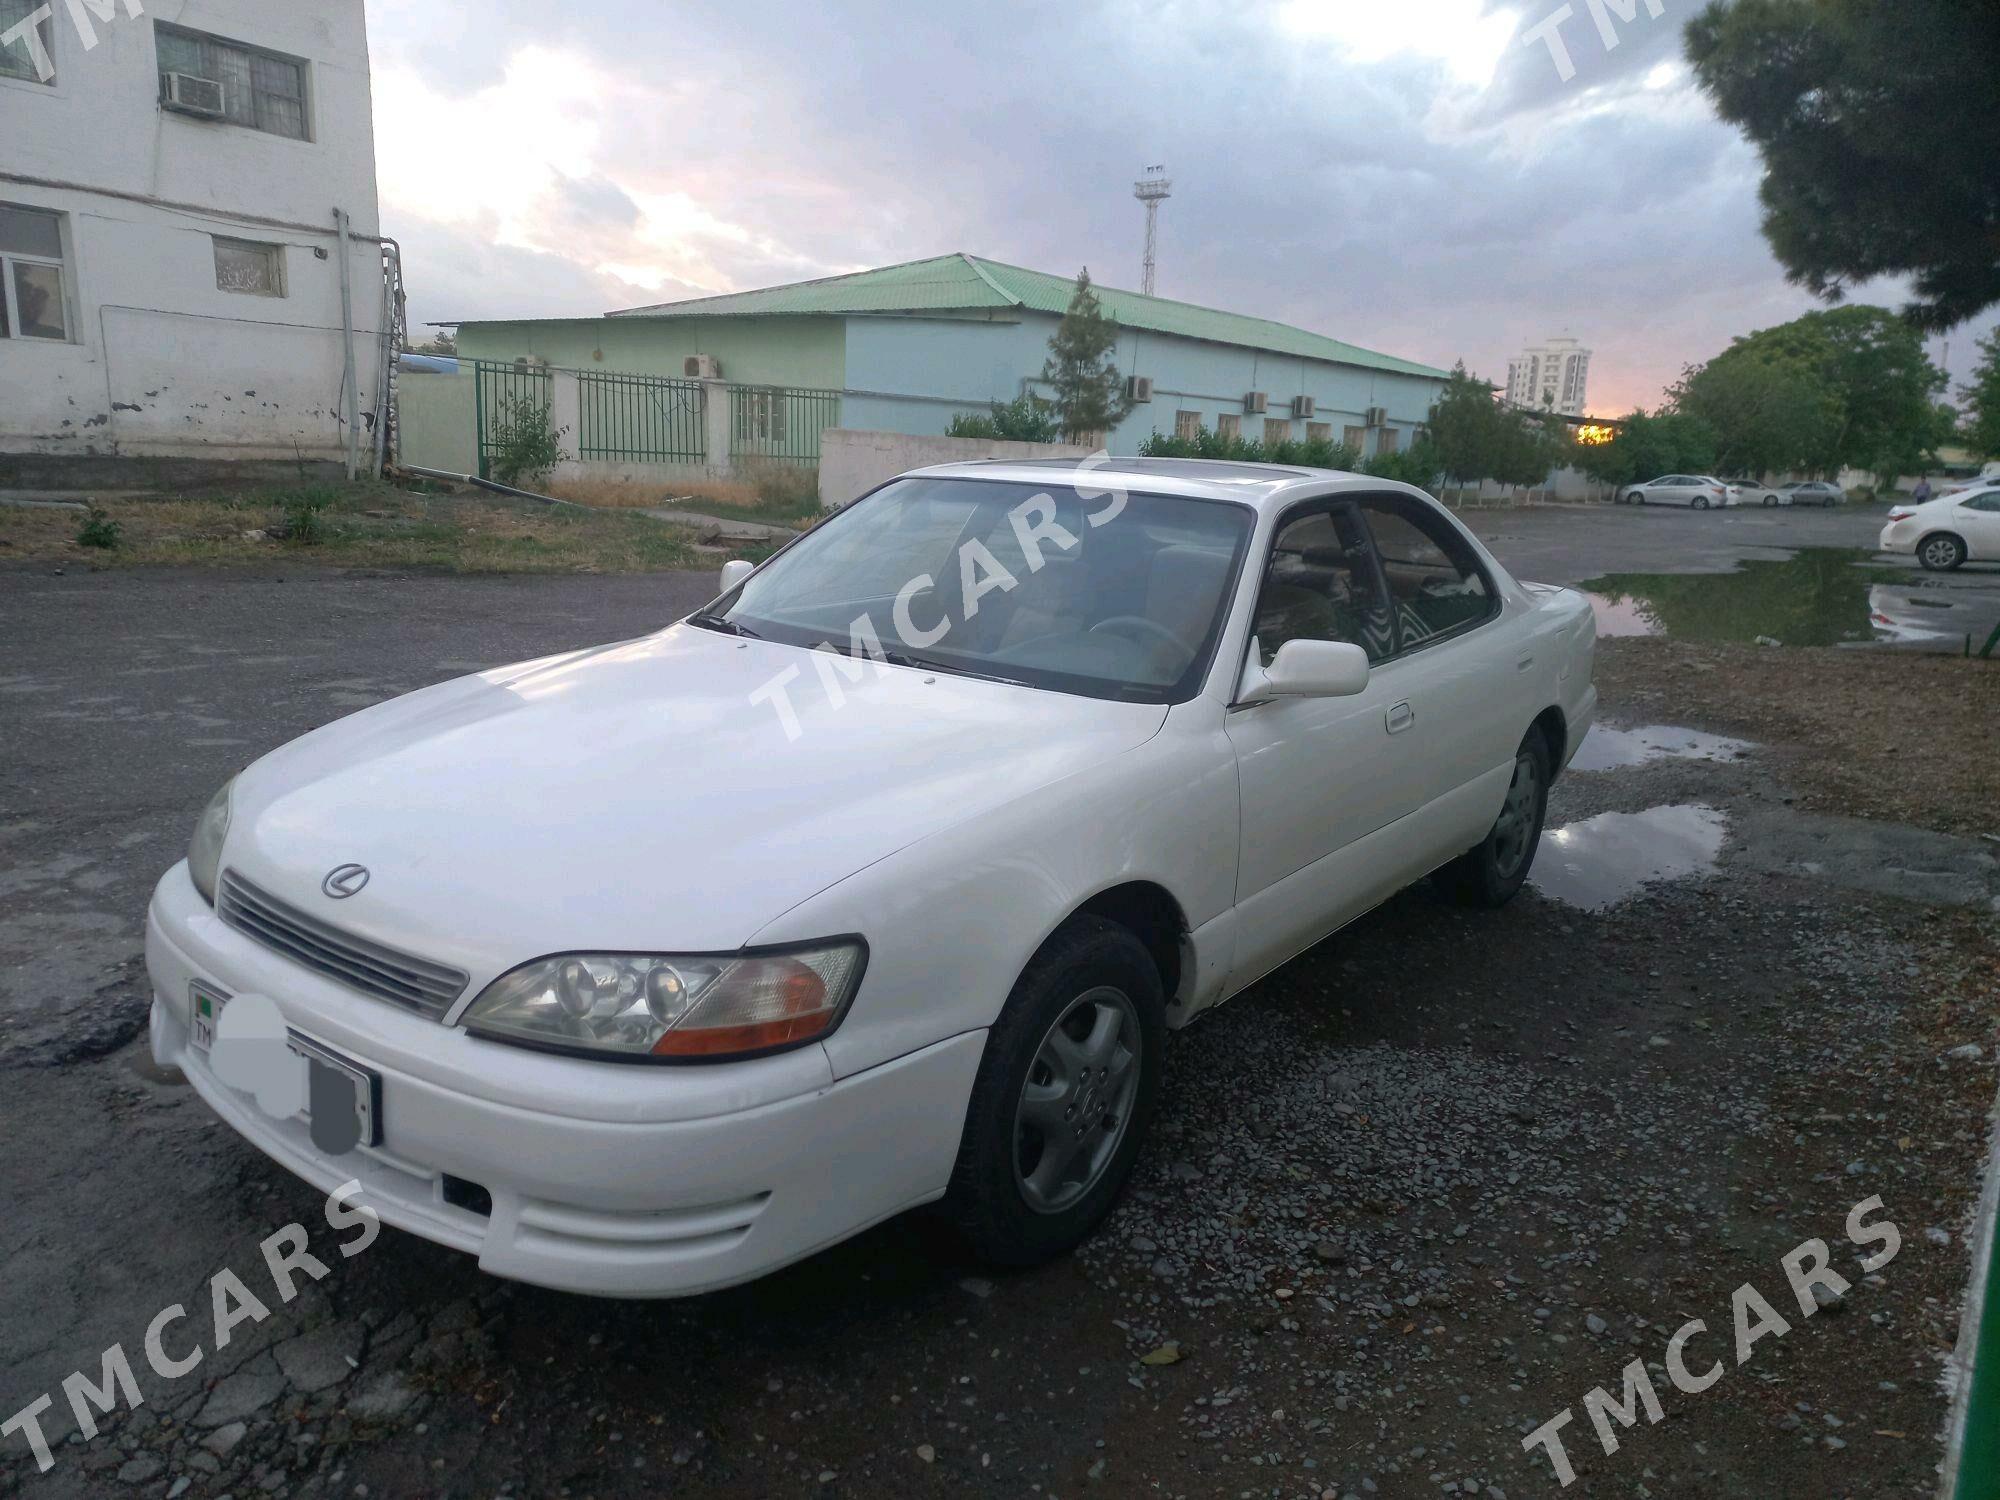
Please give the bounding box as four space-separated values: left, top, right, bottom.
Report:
363 0 1991 415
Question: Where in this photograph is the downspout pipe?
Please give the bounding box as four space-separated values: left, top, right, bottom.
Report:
334 206 360 482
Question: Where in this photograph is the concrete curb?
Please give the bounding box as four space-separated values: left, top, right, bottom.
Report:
1940 1069 2000 1499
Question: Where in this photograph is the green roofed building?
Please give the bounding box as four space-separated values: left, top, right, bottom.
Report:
452 252 1449 457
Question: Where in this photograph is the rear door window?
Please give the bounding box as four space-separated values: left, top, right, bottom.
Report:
1357 498 1496 652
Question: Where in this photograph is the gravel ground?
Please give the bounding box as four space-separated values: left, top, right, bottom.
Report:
1 557 1996 1500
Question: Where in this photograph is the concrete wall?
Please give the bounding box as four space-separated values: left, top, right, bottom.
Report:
820 429 1093 509
0 0 386 463
456 314 846 391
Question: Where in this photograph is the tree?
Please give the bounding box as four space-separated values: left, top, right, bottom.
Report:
1964 330 2000 459
1576 408 1718 488
413 331 458 357
1671 350 1840 476
1684 0 2000 329
1042 270 1133 443
1424 364 1510 487
1719 307 1946 478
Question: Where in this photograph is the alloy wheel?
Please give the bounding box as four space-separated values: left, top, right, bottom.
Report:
1014 987 1142 1215
1491 752 1542 879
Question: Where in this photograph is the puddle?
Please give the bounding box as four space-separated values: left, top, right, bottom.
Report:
1568 723 1756 773
1530 804 1728 911
1580 548 2000 656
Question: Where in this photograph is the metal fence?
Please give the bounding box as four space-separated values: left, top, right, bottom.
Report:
730 384 841 467
578 370 706 464
471 360 553 480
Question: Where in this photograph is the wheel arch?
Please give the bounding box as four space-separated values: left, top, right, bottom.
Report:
1530 704 1569 781
1063 880 1190 1009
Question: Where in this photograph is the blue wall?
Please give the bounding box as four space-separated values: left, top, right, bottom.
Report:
841 314 1443 457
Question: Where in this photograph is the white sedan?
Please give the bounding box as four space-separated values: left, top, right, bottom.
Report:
146 458 1597 1296
1620 474 1734 509
1880 486 2000 571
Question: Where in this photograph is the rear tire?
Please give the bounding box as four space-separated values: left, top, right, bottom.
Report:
1919 533 1967 571
1439 730 1552 908
1762 494 1777 507
947 917 1165 1266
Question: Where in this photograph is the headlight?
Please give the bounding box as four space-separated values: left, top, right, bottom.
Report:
461 940 866 1061
187 778 234 905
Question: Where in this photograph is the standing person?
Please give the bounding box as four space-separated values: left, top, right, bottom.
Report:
1912 475 1933 503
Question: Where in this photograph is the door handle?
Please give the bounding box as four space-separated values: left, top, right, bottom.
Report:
1517 653 1535 672
1385 700 1415 734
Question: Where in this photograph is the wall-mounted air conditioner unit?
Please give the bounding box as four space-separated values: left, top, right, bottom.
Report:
684 354 722 379
1125 375 1153 403
1292 395 1316 419
1365 406 1389 427
163 73 226 118
1244 392 1268 415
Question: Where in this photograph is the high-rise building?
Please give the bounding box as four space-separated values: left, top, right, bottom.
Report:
1505 336 1591 416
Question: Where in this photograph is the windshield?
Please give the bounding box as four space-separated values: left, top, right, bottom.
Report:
698 475 1254 703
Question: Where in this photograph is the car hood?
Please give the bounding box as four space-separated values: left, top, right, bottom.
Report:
224 624 1167 980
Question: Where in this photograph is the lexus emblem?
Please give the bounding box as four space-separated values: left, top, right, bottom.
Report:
322 864 370 899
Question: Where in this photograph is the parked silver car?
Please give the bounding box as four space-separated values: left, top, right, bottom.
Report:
1727 478 1787 507
1778 481 1844 508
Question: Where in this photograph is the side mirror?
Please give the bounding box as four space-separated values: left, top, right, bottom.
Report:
1240 639 1371 703
718 558 754 593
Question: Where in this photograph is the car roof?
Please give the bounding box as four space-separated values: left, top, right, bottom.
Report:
904 457 1413 513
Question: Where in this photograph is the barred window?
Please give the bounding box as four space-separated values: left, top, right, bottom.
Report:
0 0 54 83
1174 410 1201 440
157 25 309 140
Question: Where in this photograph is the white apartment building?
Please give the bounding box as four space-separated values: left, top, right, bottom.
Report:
0 0 394 475
1505 336 1591 417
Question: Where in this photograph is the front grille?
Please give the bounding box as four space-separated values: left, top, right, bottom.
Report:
217 870 469 1021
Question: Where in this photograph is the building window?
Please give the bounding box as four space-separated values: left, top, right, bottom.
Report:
736 390 788 444
0 203 68 341
156 25 309 140
1343 425 1366 451
1264 418 1289 446
1306 422 1332 444
1378 428 1401 455
1217 413 1241 441
0 0 53 82
213 237 286 297
1175 409 1202 440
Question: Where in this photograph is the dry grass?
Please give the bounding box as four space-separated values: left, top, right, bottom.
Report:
0 482 720 574
547 462 821 525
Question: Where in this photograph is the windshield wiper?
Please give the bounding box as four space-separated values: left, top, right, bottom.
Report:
686 612 764 639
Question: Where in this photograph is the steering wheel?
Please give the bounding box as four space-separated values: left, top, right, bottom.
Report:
1089 615 1189 658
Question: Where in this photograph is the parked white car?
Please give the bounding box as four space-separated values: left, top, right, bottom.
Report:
1620 474 1733 508
1880 486 2000 571
146 458 1597 1296
1727 478 1787 507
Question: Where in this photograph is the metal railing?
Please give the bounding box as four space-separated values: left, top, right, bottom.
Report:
471 359 553 480
578 370 706 464
729 384 841 467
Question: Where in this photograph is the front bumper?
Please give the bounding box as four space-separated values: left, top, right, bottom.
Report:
146 863 984 1297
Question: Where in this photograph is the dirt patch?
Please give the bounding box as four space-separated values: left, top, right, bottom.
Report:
1596 636 2000 838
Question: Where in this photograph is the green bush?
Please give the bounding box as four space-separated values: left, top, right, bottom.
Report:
75 506 122 549
947 393 1062 443
1139 425 1362 471
491 394 570 488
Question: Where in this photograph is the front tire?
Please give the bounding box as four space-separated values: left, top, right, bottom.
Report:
1919 533 1967 571
1439 730 1551 908
947 917 1165 1266
1693 495 1711 510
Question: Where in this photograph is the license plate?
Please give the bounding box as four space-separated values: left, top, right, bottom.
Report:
190 980 226 1052
187 983 380 1152
290 1033 382 1154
